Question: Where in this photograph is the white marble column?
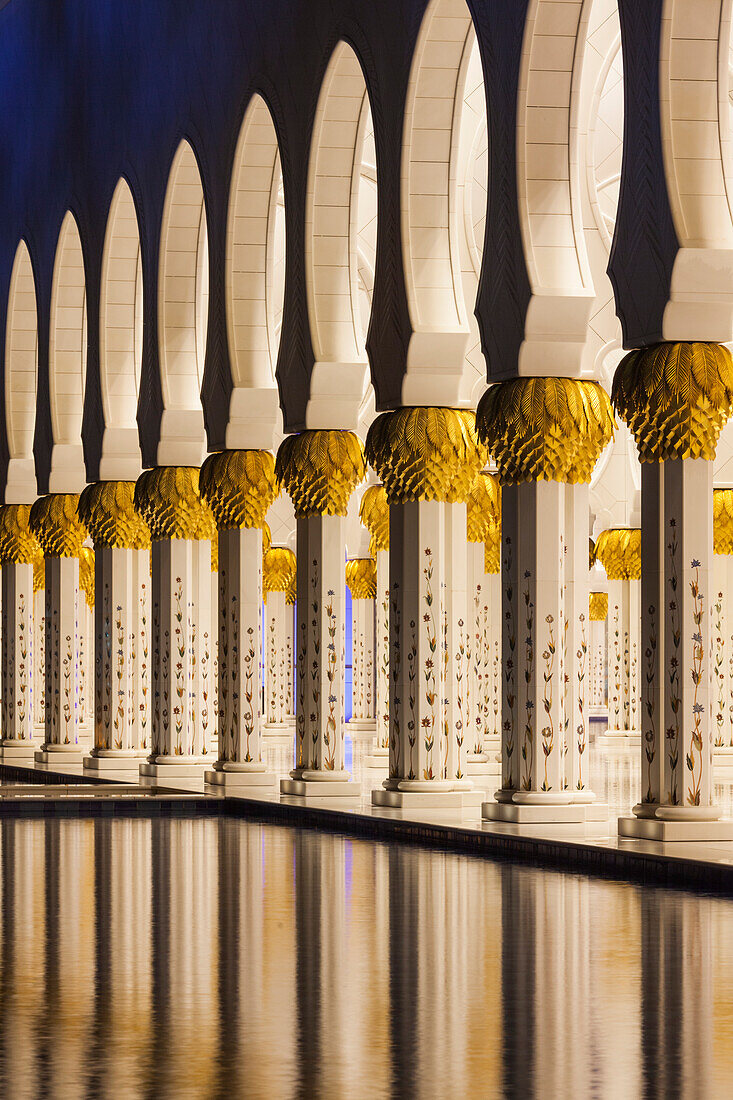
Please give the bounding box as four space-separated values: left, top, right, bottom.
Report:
134 466 216 777
588 594 608 715
262 545 296 735
276 429 365 797
359 486 390 766
78 547 95 740
465 472 501 774
76 481 152 771
29 493 89 761
0 504 40 757
33 560 45 737
483 568 502 756
594 528 642 741
199 450 279 789
346 558 376 735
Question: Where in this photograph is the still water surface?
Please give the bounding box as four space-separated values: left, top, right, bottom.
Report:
0 815 732 1098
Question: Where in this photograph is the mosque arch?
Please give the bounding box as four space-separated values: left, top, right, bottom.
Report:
4 240 39 502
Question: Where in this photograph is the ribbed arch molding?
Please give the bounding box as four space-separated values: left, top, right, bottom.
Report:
4 240 38 503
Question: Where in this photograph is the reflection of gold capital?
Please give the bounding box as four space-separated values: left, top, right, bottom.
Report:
29 494 87 557
613 342 733 461
79 547 95 609
78 480 150 550
263 546 296 597
199 449 278 529
467 472 501 543
366 408 486 504
134 467 215 541
714 489 733 555
594 528 641 580
0 504 42 564
276 430 365 518
477 378 614 485
359 485 389 554
589 592 608 621
346 557 377 599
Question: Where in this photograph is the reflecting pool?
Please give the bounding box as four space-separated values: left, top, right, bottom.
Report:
0 816 733 1098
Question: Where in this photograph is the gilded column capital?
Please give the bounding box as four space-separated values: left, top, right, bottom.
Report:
466 471 501 543
714 488 733 554
589 537 596 569
79 547 95 608
593 528 641 581
133 467 216 542
365 408 486 504
263 546 297 596
275 430 365 518
484 531 500 575
359 485 389 555
29 493 88 557
78 480 150 550
476 378 614 485
346 557 377 600
612 342 733 461
0 503 42 564
589 592 608 621
286 576 297 606
199 449 278 529
33 555 45 593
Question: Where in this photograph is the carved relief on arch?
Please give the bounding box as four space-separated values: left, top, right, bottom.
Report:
4 240 39 503
157 139 209 466
48 211 87 494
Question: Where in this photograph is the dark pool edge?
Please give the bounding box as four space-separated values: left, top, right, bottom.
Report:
2 762 732 895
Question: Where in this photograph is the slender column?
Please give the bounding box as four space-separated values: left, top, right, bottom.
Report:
76 481 151 770
359 486 390 763
614 341 733 839
78 547 95 739
29 494 89 760
465 472 501 773
33 557 45 736
595 529 642 739
588 592 608 716
483 564 502 755
0 505 41 757
366 408 486 808
712 491 733 753
276 430 365 797
477 377 613 823
263 546 297 734
198 450 278 789
133 467 215 777
345 558 376 734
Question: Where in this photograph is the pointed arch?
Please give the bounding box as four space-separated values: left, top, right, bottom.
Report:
48 211 87 493
4 240 39 502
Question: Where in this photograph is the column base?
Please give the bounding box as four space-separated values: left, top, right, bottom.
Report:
619 814 733 842
205 767 277 789
346 718 377 736
1 740 36 760
713 745 733 761
483 790 607 824
372 787 485 810
262 721 295 738
139 756 211 778
83 751 146 772
364 746 389 769
281 769 360 798
34 743 87 764
602 728 640 747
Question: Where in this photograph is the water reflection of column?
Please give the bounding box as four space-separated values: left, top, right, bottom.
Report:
641 890 713 1098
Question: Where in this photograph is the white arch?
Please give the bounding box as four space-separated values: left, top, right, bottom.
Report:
225 93 284 449
48 211 87 493
304 41 374 430
4 240 38 503
660 0 733 340
99 177 143 479
157 139 208 466
400 0 479 405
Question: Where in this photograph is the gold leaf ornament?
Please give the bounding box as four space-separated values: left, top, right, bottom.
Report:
345 557 377 600
466 472 501 543
29 494 88 557
33 555 45 593
365 408 487 504
593 528 641 580
589 592 608 621
275 430 365 518
79 547 95 609
263 546 297 596
199 449 278 529
133 467 216 541
612 342 733 461
359 485 390 554
714 489 733 555
0 504 42 564
477 378 614 485
78 480 150 550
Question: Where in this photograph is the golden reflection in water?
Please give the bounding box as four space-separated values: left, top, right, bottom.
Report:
0 818 731 1097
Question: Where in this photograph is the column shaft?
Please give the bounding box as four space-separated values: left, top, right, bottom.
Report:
39 556 83 755
1 563 34 751
264 589 294 729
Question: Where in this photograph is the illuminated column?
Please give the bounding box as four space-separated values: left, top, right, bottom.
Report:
465 473 501 772
209 531 218 754
614 342 733 839
33 556 45 736
588 592 608 715
198 450 278 789
482 542 502 756
0 505 40 757
478 378 613 823
134 466 215 777
366 408 485 809
346 558 376 734
594 530 641 739
263 546 297 734
76 481 151 770
78 547 95 739
29 493 89 760
276 430 365 797
712 492 733 751
359 486 390 764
